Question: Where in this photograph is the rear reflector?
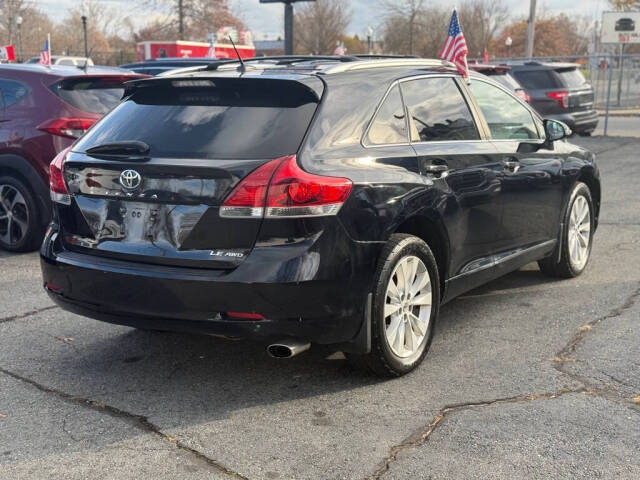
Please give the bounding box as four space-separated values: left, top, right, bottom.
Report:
44 281 62 293
37 117 96 139
220 155 352 218
546 90 569 109
226 312 265 320
49 147 72 205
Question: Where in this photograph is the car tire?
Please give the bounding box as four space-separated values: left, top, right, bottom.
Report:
539 182 594 278
347 234 440 377
0 176 44 252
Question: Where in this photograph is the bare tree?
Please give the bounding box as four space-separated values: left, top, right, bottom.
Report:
457 0 509 57
138 0 244 41
0 0 30 45
293 0 352 55
382 0 425 55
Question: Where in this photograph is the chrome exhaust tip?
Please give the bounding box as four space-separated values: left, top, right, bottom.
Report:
267 339 311 358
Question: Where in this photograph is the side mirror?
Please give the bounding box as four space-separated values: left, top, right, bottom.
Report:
544 119 572 142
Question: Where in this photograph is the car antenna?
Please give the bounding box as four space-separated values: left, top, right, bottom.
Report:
228 35 248 73
78 47 94 73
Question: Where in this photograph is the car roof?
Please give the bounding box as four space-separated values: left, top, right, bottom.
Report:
0 63 140 77
145 56 460 85
504 61 579 70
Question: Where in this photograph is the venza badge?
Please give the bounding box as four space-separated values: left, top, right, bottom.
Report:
119 169 142 190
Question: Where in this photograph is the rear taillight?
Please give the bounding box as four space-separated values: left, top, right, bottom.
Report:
37 117 96 139
50 147 71 205
220 155 353 218
546 91 569 109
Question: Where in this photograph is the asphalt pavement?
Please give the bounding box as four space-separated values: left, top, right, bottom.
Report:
1 136 639 480
594 115 639 137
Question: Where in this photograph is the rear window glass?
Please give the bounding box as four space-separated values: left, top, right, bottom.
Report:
512 69 559 89
491 73 521 91
366 84 408 145
74 80 319 160
556 68 587 88
52 77 130 114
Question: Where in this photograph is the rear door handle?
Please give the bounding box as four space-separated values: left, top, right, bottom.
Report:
424 163 449 177
503 158 520 173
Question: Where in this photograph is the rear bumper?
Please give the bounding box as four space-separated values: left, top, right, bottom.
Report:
548 110 599 133
40 227 382 347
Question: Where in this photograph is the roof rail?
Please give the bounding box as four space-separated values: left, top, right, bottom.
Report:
321 58 456 74
204 55 359 71
351 54 419 59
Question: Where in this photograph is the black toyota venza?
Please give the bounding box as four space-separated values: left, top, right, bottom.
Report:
41 57 600 376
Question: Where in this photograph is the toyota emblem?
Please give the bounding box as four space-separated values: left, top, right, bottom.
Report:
119 169 142 190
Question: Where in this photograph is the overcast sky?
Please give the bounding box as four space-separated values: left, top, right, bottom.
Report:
39 0 608 40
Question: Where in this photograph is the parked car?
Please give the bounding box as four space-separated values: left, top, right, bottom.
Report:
468 63 530 103
506 62 598 136
25 56 94 67
0 64 145 251
41 57 600 376
119 57 223 76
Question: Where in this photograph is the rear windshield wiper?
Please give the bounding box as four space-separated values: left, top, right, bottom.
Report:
85 141 150 160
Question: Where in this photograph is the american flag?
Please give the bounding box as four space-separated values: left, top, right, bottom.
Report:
39 36 51 66
439 10 469 78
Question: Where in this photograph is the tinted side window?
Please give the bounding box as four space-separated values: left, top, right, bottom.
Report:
512 69 559 89
0 79 31 108
366 84 407 145
401 77 479 142
469 80 539 140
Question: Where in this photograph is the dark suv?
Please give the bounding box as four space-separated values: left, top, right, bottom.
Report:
0 64 144 251
507 62 598 135
40 57 600 376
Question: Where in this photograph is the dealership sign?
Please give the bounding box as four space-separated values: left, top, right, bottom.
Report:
601 11 640 44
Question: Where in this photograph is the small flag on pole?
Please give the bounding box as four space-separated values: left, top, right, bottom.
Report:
39 35 51 66
483 49 489 63
438 9 469 78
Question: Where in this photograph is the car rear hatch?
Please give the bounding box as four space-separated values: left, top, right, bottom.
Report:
61 75 323 269
40 74 147 138
553 66 594 112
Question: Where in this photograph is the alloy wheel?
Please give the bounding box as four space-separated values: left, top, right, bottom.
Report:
384 255 432 358
0 184 30 247
568 195 591 270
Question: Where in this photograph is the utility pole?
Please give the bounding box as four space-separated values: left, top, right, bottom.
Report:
284 2 293 55
16 16 23 62
81 15 88 57
259 0 315 56
178 0 184 39
525 0 537 59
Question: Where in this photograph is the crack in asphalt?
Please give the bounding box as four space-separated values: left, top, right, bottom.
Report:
0 366 250 480
367 285 640 479
365 388 588 480
0 305 58 324
553 286 640 362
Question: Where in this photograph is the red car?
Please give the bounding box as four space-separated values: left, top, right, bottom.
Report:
0 64 145 251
